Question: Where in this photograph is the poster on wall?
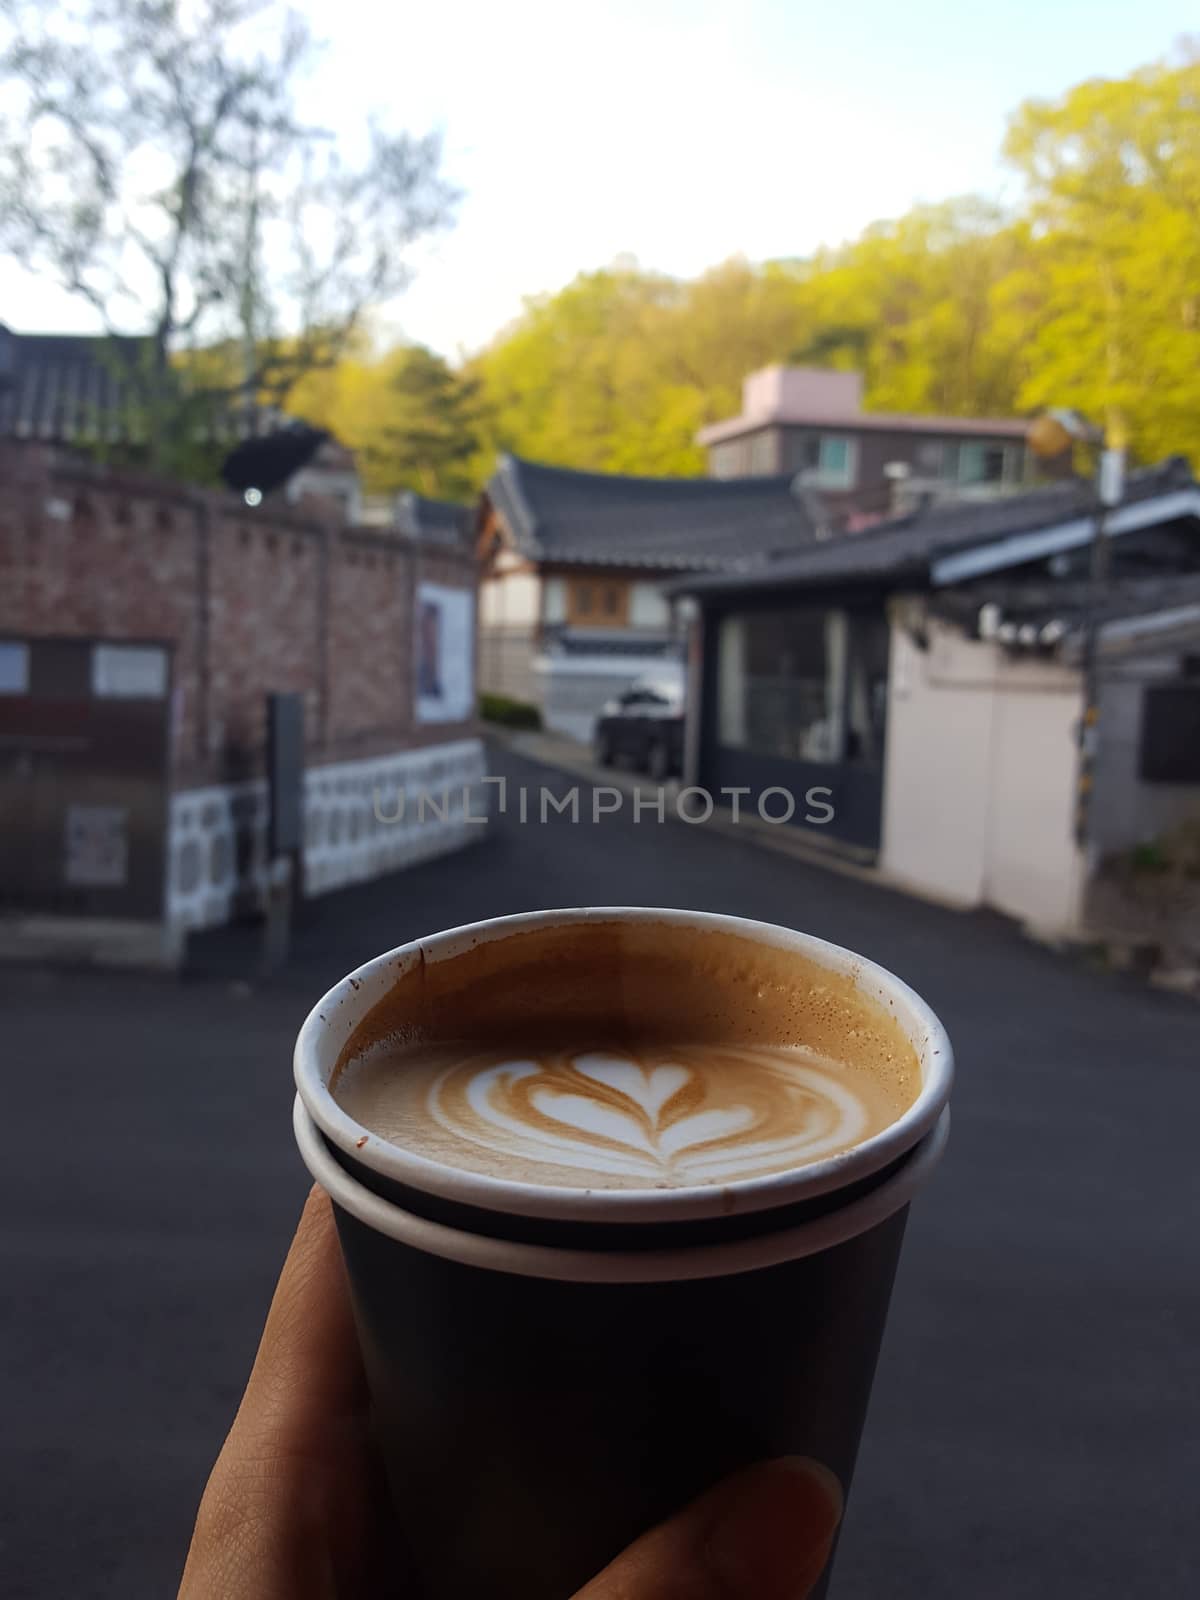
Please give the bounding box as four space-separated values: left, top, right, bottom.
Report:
64 804 129 887
415 581 475 724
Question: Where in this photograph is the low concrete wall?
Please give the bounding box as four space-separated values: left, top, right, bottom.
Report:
167 737 487 935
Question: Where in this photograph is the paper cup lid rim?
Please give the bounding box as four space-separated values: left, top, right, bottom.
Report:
295 1096 951 1283
294 908 954 1225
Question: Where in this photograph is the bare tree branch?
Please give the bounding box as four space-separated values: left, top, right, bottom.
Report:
0 0 458 473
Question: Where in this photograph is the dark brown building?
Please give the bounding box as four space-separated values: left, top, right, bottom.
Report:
698 367 1035 521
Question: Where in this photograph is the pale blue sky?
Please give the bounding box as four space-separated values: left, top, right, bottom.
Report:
1 0 1193 356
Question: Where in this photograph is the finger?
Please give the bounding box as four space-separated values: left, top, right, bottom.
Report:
179 1187 372 1600
234 1185 365 1451
573 1457 843 1600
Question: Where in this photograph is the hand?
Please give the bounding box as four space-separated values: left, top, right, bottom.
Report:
179 1188 843 1599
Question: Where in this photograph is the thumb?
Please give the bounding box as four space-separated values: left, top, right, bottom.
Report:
572 1456 843 1600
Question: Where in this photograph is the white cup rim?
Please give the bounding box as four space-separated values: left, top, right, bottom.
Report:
293 907 954 1224
295 1095 951 1283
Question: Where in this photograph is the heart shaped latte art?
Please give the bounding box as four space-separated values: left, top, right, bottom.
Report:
428 1045 870 1183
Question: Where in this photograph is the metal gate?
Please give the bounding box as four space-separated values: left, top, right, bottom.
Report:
0 637 171 919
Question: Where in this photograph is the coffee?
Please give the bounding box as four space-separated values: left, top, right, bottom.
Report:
330 918 921 1192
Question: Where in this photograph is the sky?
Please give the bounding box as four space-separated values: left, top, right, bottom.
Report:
0 0 1194 358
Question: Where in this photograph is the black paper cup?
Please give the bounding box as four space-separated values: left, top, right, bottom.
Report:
293 908 954 1600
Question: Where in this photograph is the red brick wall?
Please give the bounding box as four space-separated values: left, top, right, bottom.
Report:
327 533 413 746
0 447 478 788
206 508 326 768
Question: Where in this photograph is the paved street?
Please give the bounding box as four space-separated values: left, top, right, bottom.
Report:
4 743 1198 1599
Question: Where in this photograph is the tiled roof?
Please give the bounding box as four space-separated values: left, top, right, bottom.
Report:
395 491 472 545
0 326 151 442
674 459 1200 595
485 453 816 571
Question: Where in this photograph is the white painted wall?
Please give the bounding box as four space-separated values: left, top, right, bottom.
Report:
629 581 671 628
479 571 543 704
985 675 1086 932
479 577 503 626
882 608 1087 933
168 738 487 934
480 569 540 625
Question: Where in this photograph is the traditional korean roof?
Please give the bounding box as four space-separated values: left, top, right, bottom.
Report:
673 459 1200 596
484 453 818 572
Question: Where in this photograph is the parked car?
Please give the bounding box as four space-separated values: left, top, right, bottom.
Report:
593 677 685 780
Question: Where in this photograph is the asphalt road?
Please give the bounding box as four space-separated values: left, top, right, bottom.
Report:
4 744 1198 1598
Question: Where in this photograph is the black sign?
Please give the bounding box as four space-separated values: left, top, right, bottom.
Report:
1140 683 1200 783
267 692 305 856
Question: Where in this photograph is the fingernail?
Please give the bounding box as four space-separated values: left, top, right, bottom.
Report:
703 1456 844 1599
774 1455 845 1518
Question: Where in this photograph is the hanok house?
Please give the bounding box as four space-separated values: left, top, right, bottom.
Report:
477 453 820 740
673 458 1200 942
698 366 1048 520
0 443 484 967
0 324 151 447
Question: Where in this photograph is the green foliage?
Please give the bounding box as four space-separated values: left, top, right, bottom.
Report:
479 693 542 730
154 46 1200 492
1130 840 1170 874
1001 46 1200 461
288 342 486 500
459 48 1200 481
363 346 487 499
460 208 1037 480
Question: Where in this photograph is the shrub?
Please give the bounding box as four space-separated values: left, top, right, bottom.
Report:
479 692 542 730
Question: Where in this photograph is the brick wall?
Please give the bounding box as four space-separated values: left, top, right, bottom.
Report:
0 445 478 788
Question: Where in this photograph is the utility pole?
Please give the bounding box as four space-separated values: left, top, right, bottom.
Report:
1027 410 1126 856
1074 447 1124 850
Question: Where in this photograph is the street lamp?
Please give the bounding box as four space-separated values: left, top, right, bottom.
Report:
1028 409 1127 854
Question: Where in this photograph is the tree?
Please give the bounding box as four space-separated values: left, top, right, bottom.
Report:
466 263 684 474
467 258 812 478
465 231 1036 481
286 341 487 501
786 199 1033 419
366 346 486 500
0 0 457 473
1002 45 1200 462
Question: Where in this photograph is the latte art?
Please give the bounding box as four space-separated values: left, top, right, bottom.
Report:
337 1039 906 1189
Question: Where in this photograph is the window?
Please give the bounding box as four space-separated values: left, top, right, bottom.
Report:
92 644 169 699
941 441 1021 486
718 609 888 764
710 442 743 479
844 616 890 764
748 432 776 475
718 609 843 762
1140 685 1200 781
0 640 30 694
567 578 628 626
795 434 857 490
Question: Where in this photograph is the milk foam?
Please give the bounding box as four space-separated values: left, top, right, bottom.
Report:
335 1039 907 1190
